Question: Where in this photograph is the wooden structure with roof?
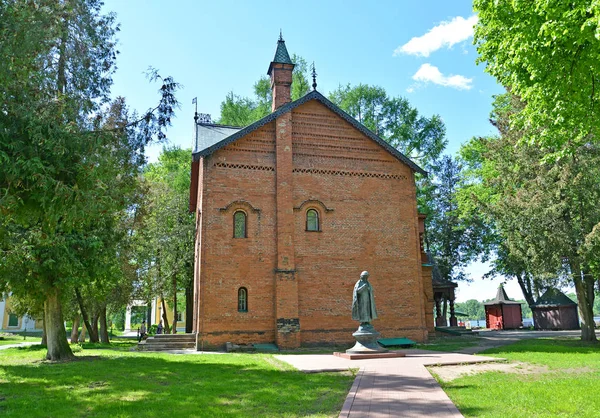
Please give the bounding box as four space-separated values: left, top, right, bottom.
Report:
484 284 523 330
417 215 459 328
531 288 579 330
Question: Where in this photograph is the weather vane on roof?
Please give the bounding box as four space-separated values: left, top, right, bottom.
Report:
279 29 283 41
311 62 317 91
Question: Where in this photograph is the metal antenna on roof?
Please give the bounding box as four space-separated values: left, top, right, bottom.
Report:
192 97 198 123
192 97 198 151
311 62 317 91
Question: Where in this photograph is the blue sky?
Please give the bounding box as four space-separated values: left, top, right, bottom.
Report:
102 0 524 303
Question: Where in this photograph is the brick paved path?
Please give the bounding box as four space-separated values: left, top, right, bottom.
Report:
276 349 502 418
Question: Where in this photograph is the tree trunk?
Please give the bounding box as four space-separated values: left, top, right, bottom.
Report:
79 323 87 342
75 288 99 343
70 315 80 343
185 281 193 333
91 311 99 342
44 287 74 361
160 296 171 334
572 264 597 342
41 314 47 346
99 304 109 344
515 273 536 307
172 276 178 334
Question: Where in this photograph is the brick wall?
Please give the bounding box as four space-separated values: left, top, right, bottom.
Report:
194 100 432 349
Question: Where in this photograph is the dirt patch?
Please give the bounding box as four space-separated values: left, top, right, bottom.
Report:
428 361 548 382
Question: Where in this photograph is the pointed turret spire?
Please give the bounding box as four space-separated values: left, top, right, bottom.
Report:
268 31 293 73
267 32 295 111
495 284 511 302
484 283 522 305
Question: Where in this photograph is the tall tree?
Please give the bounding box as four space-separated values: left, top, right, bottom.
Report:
474 0 600 151
134 147 195 334
0 0 178 360
459 94 600 341
426 155 482 283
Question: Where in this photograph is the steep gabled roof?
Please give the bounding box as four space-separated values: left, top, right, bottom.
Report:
192 90 427 175
532 288 577 307
483 284 522 306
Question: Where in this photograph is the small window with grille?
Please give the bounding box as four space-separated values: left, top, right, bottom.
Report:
238 287 248 312
233 211 247 238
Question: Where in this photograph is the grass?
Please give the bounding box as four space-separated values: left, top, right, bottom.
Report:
0 343 353 417
436 338 600 417
415 335 479 352
0 333 42 346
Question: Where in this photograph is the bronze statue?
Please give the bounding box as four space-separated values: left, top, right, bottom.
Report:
351 271 378 324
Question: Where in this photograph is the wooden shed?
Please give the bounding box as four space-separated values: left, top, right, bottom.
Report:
531 288 579 330
484 285 523 330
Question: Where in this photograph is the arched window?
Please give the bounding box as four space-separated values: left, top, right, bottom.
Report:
238 287 248 312
306 209 319 231
233 211 247 238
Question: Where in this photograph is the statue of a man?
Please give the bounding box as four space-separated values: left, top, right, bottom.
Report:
351 271 378 324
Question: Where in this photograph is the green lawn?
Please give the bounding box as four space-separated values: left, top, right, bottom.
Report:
436 338 600 418
0 344 353 417
416 336 479 352
0 333 42 346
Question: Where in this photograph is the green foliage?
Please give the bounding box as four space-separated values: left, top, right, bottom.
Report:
0 0 179 359
474 0 600 152
426 155 485 282
455 299 486 320
0 347 353 417
329 83 446 170
134 147 194 317
108 307 125 331
440 338 600 417
458 93 600 340
218 53 310 126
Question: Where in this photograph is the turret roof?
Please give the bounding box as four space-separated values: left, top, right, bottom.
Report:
532 288 577 307
483 284 522 305
272 34 292 65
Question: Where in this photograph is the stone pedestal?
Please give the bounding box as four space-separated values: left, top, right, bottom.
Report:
346 324 388 354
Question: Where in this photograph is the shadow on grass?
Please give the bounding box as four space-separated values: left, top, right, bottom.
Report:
416 336 480 352
0 351 353 418
481 338 599 356
458 406 488 417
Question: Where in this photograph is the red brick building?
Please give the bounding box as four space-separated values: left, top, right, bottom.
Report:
189 36 435 349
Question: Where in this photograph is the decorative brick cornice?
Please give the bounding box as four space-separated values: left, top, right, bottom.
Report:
193 90 426 175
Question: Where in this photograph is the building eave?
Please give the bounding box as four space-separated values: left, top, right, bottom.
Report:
192 90 427 175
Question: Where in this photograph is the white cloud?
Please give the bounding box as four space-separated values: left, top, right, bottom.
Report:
394 15 478 57
412 63 473 90
406 87 415 93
